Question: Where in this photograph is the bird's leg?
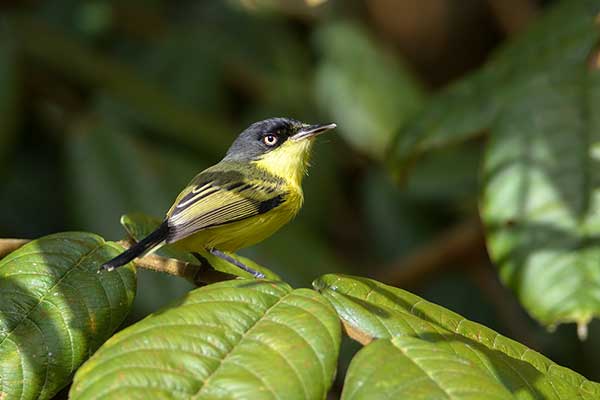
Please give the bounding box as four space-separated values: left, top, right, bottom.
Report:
208 248 266 279
192 252 212 268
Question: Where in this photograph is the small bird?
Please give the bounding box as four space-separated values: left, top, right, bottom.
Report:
101 117 336 278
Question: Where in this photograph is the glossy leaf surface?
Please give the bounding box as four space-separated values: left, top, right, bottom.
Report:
314 274 600 399
71 280 340 399
0 232 136 400
342 336 515 400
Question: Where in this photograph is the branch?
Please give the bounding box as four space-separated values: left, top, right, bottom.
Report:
0 239 30 259
467 262 538 348
486 0 539 36
374 218 486 288
116 240 236 286
0 238 235 286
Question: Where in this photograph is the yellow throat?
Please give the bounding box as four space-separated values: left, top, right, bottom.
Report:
252 138 314 188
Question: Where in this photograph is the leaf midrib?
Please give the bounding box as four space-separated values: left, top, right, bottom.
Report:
190 291 291 400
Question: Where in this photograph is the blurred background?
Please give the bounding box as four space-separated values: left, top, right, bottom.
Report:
1 0 599 393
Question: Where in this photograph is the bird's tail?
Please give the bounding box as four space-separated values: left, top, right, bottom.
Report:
101 221 170 271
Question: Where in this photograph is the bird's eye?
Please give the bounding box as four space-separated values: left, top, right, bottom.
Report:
263 134 278 147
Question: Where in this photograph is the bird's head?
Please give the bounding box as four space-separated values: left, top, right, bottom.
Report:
224 117 336 185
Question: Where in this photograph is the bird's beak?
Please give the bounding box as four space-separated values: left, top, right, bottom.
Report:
291 123 337 141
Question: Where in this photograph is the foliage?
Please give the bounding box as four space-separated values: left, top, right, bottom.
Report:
2 0 600 399
0 233 135 400
314 21 424 159
388 0 600 331
71 280 340 400
314 274 600 399
2 229 599 398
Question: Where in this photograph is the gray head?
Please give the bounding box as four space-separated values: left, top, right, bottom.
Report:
223 117 336 162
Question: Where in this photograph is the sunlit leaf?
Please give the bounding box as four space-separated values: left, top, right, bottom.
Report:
342 337 515 400
313 274 600 399
0 232 136 400
71 280 341 399
482 68 600 330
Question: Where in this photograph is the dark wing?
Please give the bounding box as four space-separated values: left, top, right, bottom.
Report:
165 169 285 243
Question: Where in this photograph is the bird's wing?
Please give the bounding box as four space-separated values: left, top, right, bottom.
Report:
165 169 286 243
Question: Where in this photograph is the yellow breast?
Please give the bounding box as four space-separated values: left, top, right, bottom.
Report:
174 186 302 252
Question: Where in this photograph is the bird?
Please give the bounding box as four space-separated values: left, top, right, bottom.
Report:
101 117 336 278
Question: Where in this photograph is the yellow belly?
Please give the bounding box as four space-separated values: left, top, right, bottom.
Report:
173 188 303 252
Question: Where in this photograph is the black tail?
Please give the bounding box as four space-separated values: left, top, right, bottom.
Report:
101 221 170 271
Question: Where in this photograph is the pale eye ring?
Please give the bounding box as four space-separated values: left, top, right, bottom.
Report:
263 134 278 146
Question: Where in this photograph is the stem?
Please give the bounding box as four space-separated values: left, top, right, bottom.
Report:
0 238 235 286
116 240 236 285
486 0 539 35
374 218 486 288
0 239 30 259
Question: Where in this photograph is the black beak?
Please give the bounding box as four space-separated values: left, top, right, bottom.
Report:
291 123 337 141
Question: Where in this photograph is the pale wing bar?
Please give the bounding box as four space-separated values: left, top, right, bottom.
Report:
166 182 285 243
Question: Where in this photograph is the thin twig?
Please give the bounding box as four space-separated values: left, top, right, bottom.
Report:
486 0 539 36
467 262 538 348
588 16 600 71
372 219 539 347
116 240 236 285
374 218 486 288
0 239 30 259
0 238 234 286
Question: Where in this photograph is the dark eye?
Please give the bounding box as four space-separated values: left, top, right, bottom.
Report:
263 134 278 147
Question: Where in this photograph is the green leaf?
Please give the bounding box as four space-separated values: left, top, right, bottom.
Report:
481 68 600 330
342 337 515 400
70 280 341 400
313 274 600 399
0 232 136 400
314 21 424 159
121 212 282 280
388 0 600 174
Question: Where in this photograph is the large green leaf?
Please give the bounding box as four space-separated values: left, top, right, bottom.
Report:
342 336 515 400
481 68 600 330
313 274 600 399
121 212 281 280
388 0 600 174
314 21 423 159
70 280 341 400
0 232 136 400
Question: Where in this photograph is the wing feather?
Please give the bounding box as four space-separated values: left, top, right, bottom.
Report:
166 170 285 243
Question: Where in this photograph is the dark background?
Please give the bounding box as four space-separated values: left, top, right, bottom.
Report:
1 0 599 392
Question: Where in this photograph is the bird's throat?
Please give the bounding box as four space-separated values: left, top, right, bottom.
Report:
252 139 313 188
